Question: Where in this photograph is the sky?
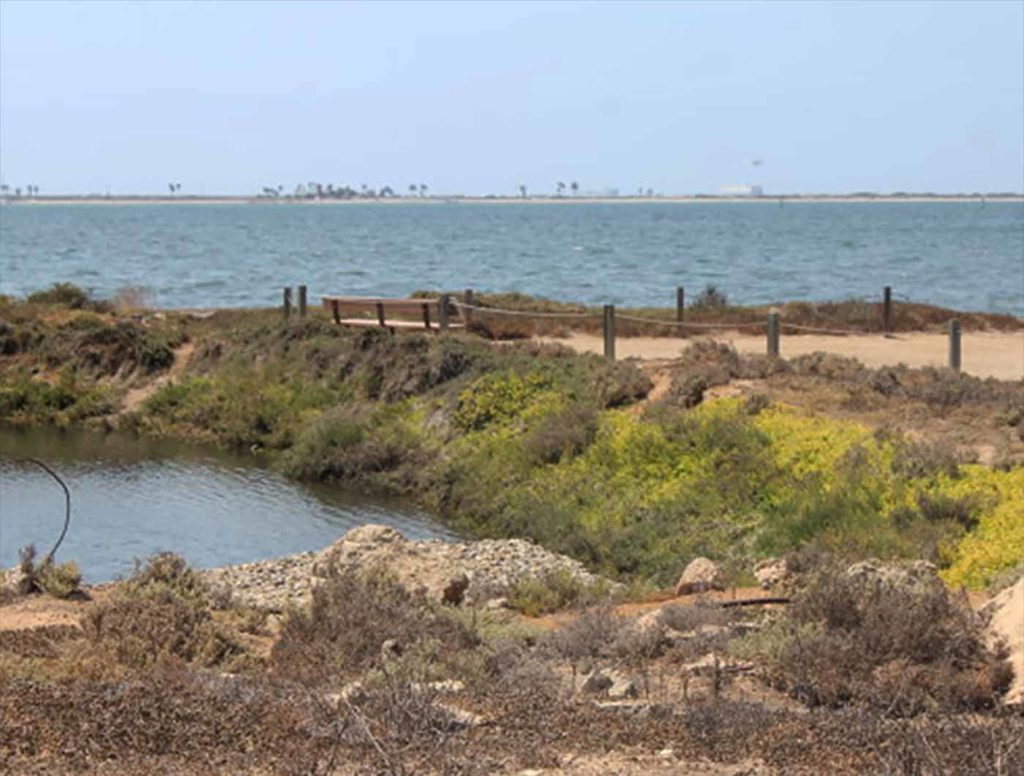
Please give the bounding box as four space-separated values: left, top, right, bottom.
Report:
1 0 1022 196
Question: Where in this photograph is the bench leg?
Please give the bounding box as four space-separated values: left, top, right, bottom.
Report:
422 302 432 329
332 300 340 325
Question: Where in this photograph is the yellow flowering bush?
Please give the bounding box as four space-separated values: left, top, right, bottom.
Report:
936 466 1024 588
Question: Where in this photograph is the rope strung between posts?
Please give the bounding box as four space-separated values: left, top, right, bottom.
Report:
780 322 862 336
614 313 764 331
452 301 599 319
451 301 881 336
15 458 72 563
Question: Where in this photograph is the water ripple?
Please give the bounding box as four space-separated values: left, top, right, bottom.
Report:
0 428 453 582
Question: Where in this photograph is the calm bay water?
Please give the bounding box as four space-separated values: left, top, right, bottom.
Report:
0 426 453 582
1 201 1022 315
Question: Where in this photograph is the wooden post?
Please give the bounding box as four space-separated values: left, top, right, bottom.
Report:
439 294 451 331
883 286 892 333
603 304 616 361
298 285 307 317
767 312 780 358
676 286 685 322
283 287 292 320
375 302 387 328
463 288 474 327
948 319 961 372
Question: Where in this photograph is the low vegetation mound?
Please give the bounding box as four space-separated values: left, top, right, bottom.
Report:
270 565 479 685
82 553 243 671
746 559 1013 715
3 552 1023 774
2 289 1022 590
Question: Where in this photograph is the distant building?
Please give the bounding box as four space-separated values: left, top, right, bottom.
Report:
719 184 764 197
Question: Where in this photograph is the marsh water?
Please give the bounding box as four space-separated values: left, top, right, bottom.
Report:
1 201 1022 315
0 426 454 582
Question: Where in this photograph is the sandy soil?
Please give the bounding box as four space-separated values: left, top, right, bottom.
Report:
987 577 1024 705
541 331 1024 381
0 593 93 631
122 341 195 411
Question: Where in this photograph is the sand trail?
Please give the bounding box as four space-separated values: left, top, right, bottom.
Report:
540 331 1024 381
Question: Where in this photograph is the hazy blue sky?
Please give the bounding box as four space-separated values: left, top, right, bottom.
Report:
1 0 1022 195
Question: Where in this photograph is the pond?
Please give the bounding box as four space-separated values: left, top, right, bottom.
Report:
0 426 455 582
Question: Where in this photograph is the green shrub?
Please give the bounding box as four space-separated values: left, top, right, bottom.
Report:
522 404 598 464
36 560 83 599
15 545 83 599
453 371 553 431
281 402 426 487
691 284 729 309
891 437 961 479
506 569 610 616
0 377 115 424
27 283 96 310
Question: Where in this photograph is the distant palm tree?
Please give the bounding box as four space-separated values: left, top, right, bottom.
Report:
519 184 527 199
556 181 566 197
571 181 579 197
418 184 428 198
408 184 417 196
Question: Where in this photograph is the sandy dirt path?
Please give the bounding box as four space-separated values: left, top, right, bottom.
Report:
121 341 195 412
540 331 1024 381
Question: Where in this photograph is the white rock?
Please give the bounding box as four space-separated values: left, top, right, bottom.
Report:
754 557 789 590
674 557 725 596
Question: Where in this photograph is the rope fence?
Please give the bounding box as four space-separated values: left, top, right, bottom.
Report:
299 284 968 370
447 285 964 369
615 312 758 330
452 301 598 320
780 322 859 336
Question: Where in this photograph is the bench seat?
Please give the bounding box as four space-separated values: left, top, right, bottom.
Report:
337 317 464 329
321 295 463 332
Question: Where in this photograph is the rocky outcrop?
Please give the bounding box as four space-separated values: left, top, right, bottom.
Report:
203 524 611 611
753 558 789 591
674 557 725 596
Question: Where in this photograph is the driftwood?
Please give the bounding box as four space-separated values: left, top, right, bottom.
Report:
719 596 791 609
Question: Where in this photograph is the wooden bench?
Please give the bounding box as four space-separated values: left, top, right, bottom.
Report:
321 295 463 332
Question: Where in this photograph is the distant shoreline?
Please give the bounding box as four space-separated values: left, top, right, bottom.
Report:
3 194 1022 206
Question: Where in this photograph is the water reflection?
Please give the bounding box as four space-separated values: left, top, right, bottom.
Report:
0 426 455 582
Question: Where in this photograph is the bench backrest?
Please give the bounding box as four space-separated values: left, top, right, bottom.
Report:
321 295 456 328
321 296 440 316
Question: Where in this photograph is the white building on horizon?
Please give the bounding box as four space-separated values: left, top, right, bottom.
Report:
719 184 764 197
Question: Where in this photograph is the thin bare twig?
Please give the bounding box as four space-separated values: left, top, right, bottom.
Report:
15 458 72 563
